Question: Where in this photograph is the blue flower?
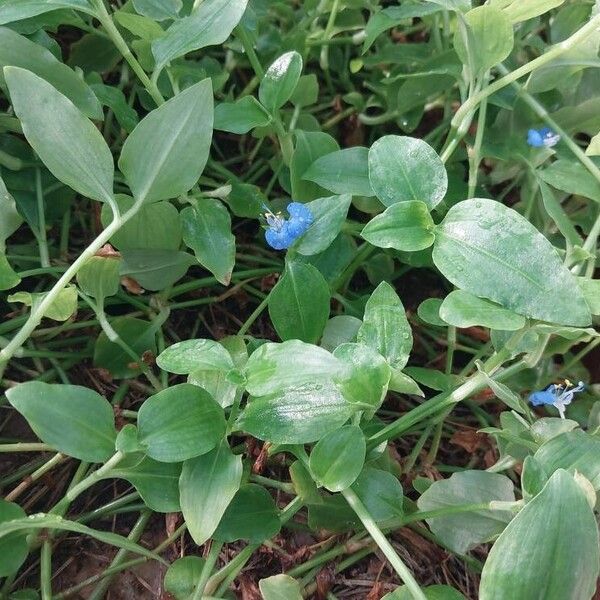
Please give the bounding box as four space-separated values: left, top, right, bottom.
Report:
527 127 560 148
529 379 585 419
264 202 313 250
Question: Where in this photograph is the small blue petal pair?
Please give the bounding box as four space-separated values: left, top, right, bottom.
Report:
527 127 560 148
264 202 313 250
529 379 585 419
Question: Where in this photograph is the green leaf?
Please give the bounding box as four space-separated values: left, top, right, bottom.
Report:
302 147 373 197
237 380 353 444
538 159 600 203
8 286 77 321
118 79 213 203
363 3 443 53
384 585 467 600
132 0 181 21
475 365 525 413
244 340 346 396
334 343 390 409
152 0 248 72
368 136 447 210
454 6 514 74
417 298 446 327
268 261 330 344
109 455 181 512
0 174 22 251
214 484 280 543
0 514 166 564
490 0 565 24
320 315 362 352
90 82 138 133
137 383 226 463
163 557 205 600
259 575 303 600
120 249 195 291
432 199 591 326
290 73 318 106
534 430 600 489
309 425 366 492
0 499 28 577
259 51 303 113
93 316 157 378
361 201 436 251
180 198 235 285
157 339 234 374
439 290 526 330
76 255 121 301
6 381 116 462
179 441 243 545
586 130 600 156
214 96 271 134
357 281 413 371
290 131 339 202
538 180 582 247
101 196 181 250
5 67 114 203
351 467 404 525
295 194 352 256
479 470 599 600
0 254 20 291
0 0 94 24
578 277 600 315
417 471 515 554
0 27 101 119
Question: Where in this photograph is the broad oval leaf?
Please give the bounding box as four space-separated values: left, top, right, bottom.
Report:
181 198 235 285
244 340 347 396
137 383 226 462
118 78 213 203
432 199 591 326
357 281 413 371
0 27 102 119
479 470 599 600
152 0 249 72
259 575 303 600
214 96 271 134
5 67 114 203
439 290 526 330
0 499 28 577
368 135 448 209
259 51 303 114
309 425 366 492
214 483 281 543
237 380 354 444
302 147 374 197
454 5 514 74
268 261 330 343
179 441 243 545
157 339 234 375
132 0 181 21
534 429 600 490
163 557 205 600
417 471 515 554
351 467 404 525
109 455 181 512
6 381 116 462
0 0 95 24
295 194 352 256
361 200 436 251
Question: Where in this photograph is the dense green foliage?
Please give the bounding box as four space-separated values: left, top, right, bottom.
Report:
0 0 599 598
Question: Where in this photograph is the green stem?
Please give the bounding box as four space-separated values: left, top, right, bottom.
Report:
238 294 270 336
320 0 341 70
0 443 54 452
190 542 223 600
40 540 53 600
92 0 164 106
35 168 50 268
342 488 426 600
235 26 264 78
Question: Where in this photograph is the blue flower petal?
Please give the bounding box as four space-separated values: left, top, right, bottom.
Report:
528 390 556 406
287 202 312 221
265 223 293 250
527 129 544 147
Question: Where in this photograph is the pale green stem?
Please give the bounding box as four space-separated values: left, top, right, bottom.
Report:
62 452 124 505
35 168 50 268
190 542 223 600
342 488 427 600
320 0 341 70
